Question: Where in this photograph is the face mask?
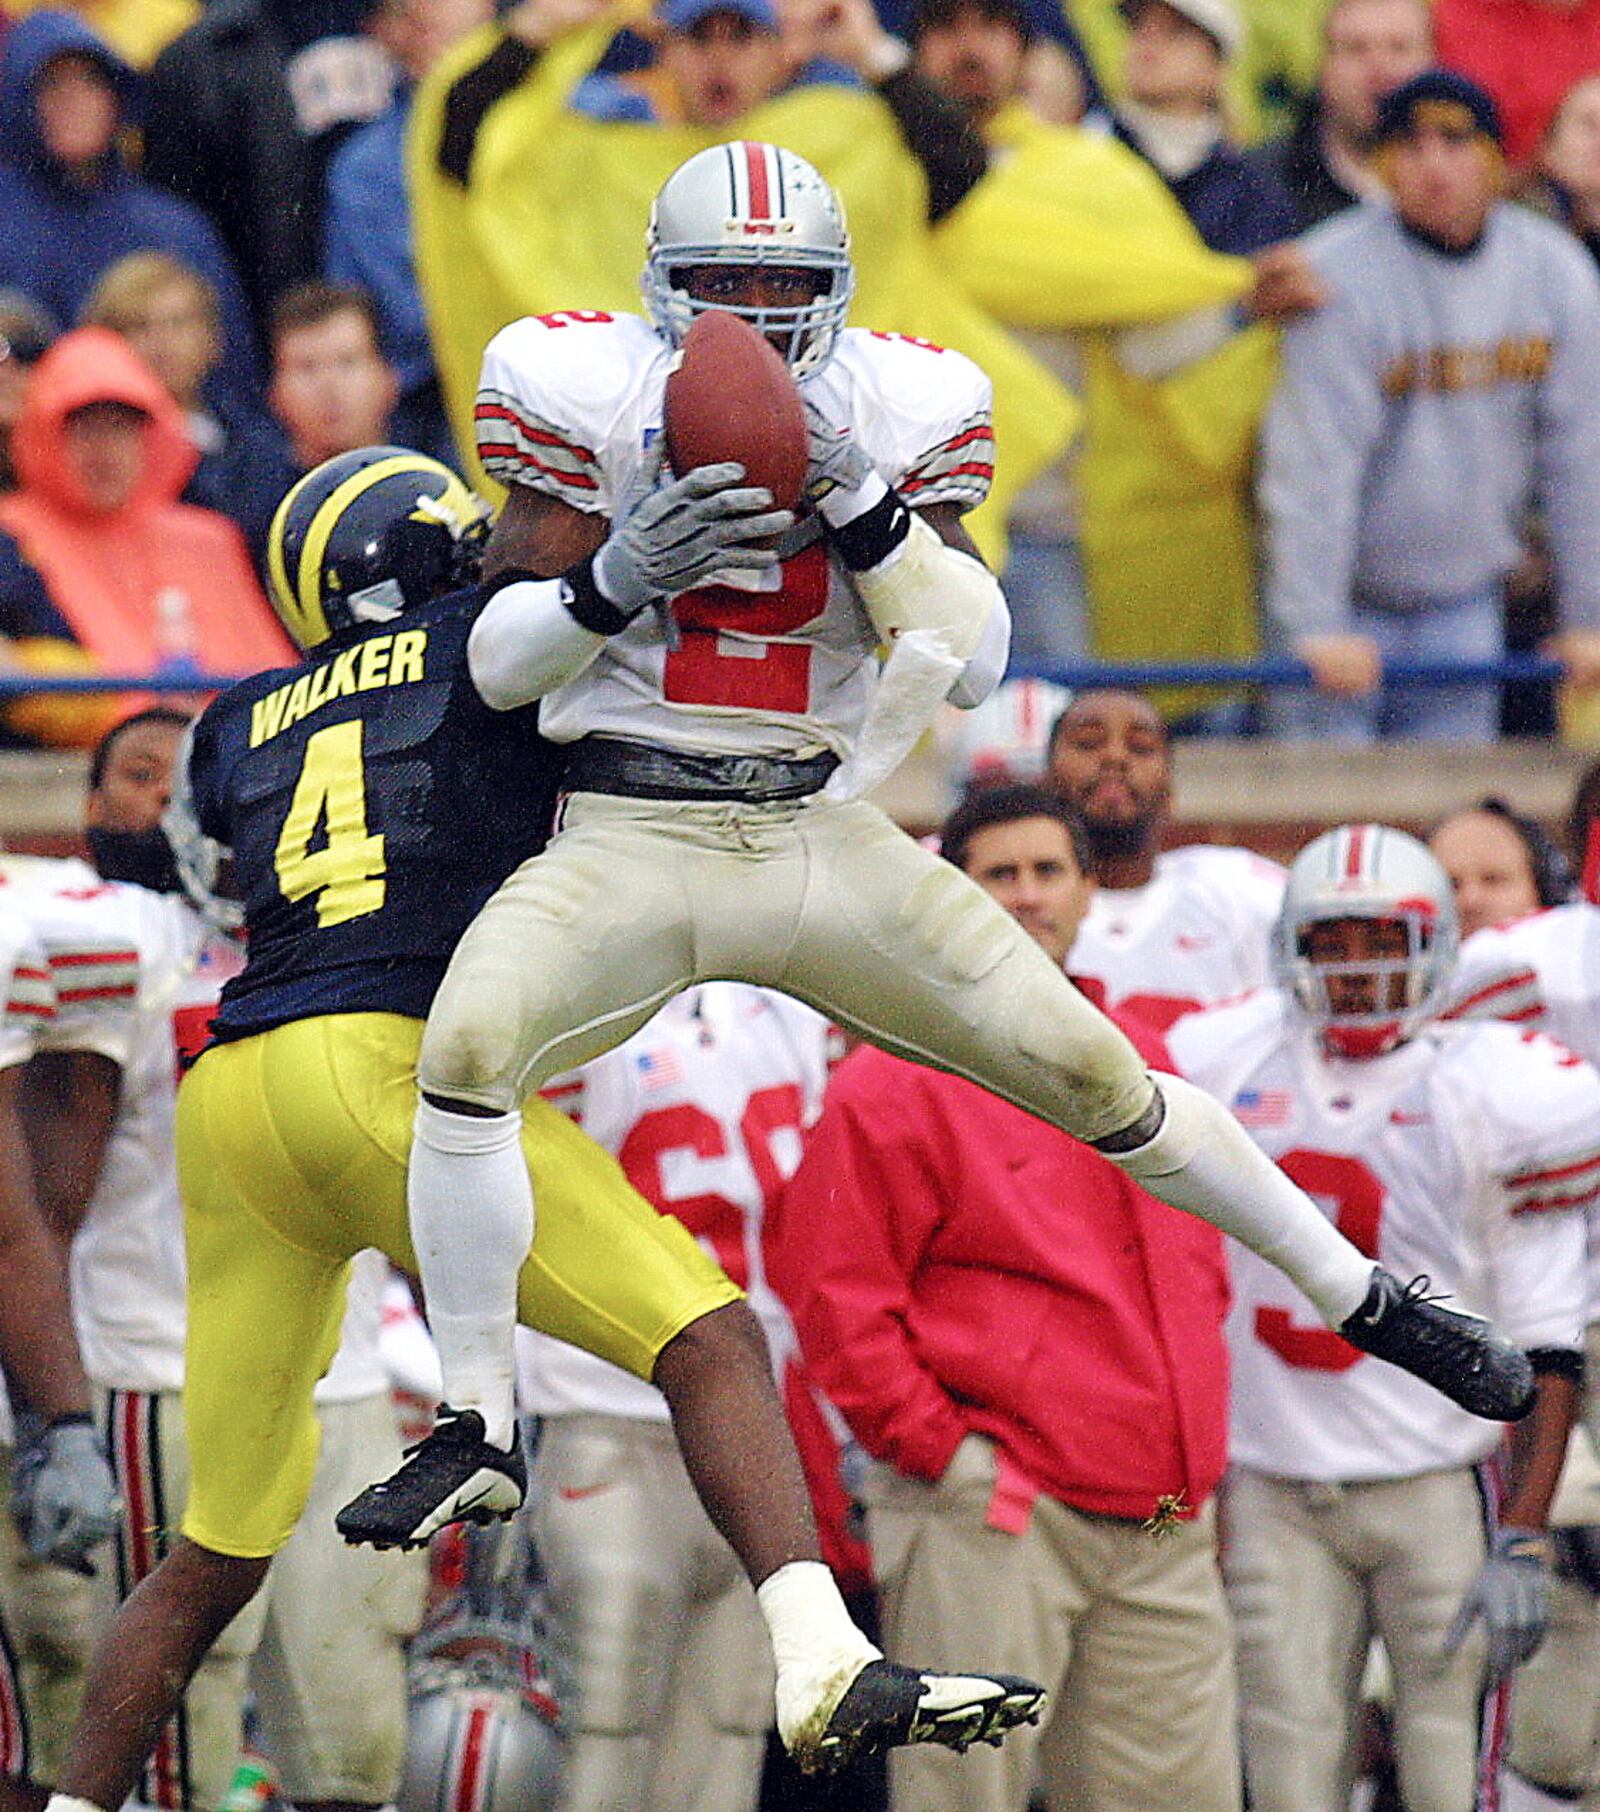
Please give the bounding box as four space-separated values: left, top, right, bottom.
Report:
87 825 181 894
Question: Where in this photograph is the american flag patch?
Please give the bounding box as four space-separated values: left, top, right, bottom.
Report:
637 1047 682 1091
1234 1088 1293 1126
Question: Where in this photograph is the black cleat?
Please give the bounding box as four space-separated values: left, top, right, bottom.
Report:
1339 1269 1536 1421
794 1660 1046 1776
335 1406 526 1550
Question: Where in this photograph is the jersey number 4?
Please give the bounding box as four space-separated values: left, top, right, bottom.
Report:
1256 1149 1383 1372
664 544 829 712
274 720 387 928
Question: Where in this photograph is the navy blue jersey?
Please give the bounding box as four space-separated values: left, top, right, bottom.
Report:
187 586 559 1039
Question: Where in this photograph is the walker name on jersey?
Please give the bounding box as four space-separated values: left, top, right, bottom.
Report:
249 630 429 747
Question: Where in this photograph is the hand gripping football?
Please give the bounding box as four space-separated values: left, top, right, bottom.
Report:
663 310 809 511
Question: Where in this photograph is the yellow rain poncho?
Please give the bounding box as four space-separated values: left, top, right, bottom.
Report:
935 103 1280 714
407 16 1078 563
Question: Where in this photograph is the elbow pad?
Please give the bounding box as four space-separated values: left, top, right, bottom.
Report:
849 508 1002 666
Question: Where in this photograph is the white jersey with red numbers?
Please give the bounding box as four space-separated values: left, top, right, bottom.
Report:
26 878 388 1400
516 983 831 1419
1070 846 1286 1032
476 312 994 761
1169 990 1592 1482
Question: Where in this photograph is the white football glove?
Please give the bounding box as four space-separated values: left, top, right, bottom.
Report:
802 394 875 506
592 452 793 618
11 1415 120 1576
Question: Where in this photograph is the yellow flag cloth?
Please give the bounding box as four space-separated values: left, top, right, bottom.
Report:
935 102 1254 326
931 104 1277 716
6 0 198 67
1076 327 1279 720
409 20 1078 563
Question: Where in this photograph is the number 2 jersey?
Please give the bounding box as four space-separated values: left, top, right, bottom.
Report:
517 982 831 1419
1168 990 1593 1482
476 312 994 761
183 587 557 1041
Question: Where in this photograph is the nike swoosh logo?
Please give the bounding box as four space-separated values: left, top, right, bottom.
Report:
559 1483 614 1501
1389 1110 1428 1125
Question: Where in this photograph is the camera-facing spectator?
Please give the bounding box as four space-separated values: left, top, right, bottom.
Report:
0 11 260 401
268 283 402 482
0 326 293 745
1246 0 1433 231
0 290 56 493
1534 74 1600 270
1110 0 1297 253
83 252 291 564
1429 796 1572 938
1259 70 1600 740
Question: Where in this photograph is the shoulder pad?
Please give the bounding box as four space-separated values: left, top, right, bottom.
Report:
822 330 994 511
476 312 664 517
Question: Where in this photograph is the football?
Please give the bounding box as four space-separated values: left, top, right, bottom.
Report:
662 310 809 511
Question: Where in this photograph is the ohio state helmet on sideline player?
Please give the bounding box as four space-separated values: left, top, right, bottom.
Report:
1272 823 1460 1058
396 1624 561 1812
642 141 855 378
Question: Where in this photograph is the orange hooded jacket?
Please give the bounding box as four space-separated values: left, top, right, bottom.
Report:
0 326 293 743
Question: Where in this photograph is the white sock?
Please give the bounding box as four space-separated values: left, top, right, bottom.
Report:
408 1097 530 1450
1107 1073 1374 1325
758 1560 879 1679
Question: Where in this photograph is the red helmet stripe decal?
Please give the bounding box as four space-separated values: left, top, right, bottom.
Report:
744 141 772 219
1343 824 1367 880
453 1703 492 1812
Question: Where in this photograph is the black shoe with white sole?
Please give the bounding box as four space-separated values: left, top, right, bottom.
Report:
796 1660 1046 1776
335 1406 526 1550
1338 1269 1536 1422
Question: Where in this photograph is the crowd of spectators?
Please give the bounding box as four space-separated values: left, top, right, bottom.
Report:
0 0 1595 743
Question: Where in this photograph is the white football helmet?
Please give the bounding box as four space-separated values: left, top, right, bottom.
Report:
1272 823 1459 1058
642 140 855 378
397 1624 561 1812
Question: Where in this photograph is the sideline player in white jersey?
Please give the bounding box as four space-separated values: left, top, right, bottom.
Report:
347 149 1539 1739
0 896 117 1803
1453 897 1600 1811
1047 689 1285 1029
1168 824 1593 1812
519 982 829 1812
19 712 422 1812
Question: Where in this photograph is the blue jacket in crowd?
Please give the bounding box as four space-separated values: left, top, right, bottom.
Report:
0 10 260 398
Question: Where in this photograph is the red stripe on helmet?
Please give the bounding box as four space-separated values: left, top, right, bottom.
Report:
454 1702 492 1812
743 141 772 219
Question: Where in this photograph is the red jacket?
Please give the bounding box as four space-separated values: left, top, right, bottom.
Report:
767 1001 1231 1524
1436 0 1600 167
